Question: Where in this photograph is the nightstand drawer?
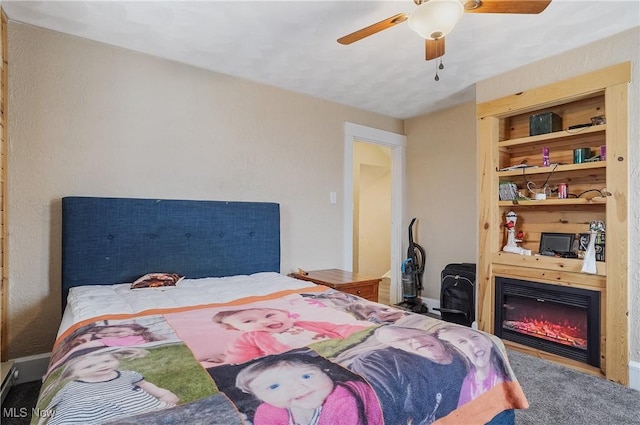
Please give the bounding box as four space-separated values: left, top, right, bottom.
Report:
339 282 377 301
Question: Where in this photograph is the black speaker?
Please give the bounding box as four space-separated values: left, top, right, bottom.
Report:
529 112 562 136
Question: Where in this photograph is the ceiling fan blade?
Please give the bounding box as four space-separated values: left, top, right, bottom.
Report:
425 38 445 61
337 13 408 45
464 0 551 14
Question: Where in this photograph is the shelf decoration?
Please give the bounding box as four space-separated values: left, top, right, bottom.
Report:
581 221 605 274
503 211 531 256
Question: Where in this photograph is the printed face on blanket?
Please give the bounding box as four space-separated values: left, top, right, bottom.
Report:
36 348 179 425
47 316 179 374
344 301 409 324
209 349 383 425
344 323 513 424
34 288 525 425
434 325 510 406
33 317 215 425
161 290 414 368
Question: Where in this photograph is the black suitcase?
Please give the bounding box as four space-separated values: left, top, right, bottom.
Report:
435 263 476 327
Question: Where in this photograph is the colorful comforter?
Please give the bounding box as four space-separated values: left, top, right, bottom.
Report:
33 285 528 425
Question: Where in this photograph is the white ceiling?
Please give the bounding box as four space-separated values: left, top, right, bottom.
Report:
3 0 639 119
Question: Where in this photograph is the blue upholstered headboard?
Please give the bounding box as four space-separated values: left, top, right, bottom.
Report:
61 197 281 307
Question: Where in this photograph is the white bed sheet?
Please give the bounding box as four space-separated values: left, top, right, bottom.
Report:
59 272 316 337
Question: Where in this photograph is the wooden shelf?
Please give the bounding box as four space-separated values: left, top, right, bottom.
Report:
498 197 607 207
498 124 606 148
491 251 606 276
497 161 605 178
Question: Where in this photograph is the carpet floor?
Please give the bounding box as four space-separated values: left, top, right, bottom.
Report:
508 350 639 425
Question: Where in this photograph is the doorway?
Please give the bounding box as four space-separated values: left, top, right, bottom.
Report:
343 122 406 305
353 142 391 278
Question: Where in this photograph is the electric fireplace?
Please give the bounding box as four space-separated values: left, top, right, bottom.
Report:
495 277 600 367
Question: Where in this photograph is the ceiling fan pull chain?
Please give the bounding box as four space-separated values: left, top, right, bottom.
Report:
434 40 442 81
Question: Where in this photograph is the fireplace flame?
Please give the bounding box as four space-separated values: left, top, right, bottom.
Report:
503 318 587 350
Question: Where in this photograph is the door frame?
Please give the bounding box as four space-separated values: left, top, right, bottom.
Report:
343 122 406 304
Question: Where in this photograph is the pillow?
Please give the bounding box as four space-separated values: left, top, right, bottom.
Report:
131 273 184 289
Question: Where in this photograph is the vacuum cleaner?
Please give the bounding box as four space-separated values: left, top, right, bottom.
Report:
397 218 428 314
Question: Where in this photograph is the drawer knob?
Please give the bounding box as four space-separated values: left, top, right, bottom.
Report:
356 290 361 294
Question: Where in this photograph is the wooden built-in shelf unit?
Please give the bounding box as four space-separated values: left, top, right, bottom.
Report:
477 63 630 385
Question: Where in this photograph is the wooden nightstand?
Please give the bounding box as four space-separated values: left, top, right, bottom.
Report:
289 269 380 302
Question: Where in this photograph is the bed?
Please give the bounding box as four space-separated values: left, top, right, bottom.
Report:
32 196 528 425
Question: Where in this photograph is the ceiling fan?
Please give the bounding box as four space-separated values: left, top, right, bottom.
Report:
337 0 552 61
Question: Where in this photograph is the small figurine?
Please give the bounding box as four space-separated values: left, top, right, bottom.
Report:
503 211 531 256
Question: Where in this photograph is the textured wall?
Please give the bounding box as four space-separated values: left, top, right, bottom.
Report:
475 27 640 364
6 22 403 358
404 101 478 301
0 11 6 360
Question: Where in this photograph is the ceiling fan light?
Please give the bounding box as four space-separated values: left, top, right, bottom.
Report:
408 0 464 40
